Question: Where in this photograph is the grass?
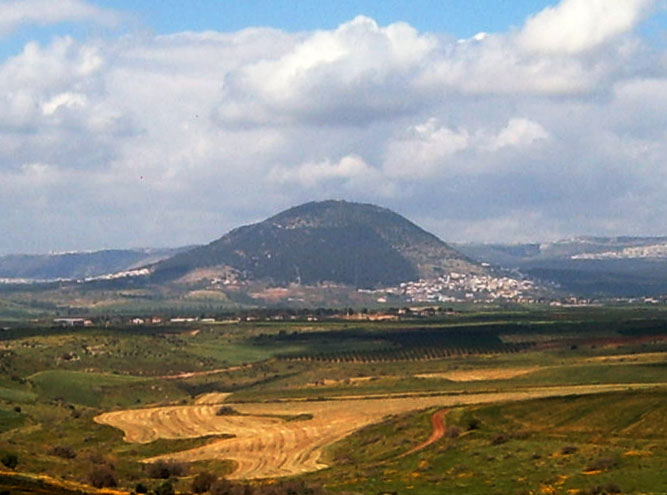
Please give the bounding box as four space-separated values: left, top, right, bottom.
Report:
314 390 667 495
0 386 36 403
0 308 665 493
0 408 25 432
28 370 148 407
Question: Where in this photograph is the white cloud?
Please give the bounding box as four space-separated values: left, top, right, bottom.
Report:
0 0 120 37
41 92 87 115
268 155 381 187
0 0 665 253
216 16 436 125
383 117 550 178
384 119 470 178
517 0 656 54
488 118 550 151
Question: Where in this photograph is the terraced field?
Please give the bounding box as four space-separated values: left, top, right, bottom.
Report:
96 383 666 479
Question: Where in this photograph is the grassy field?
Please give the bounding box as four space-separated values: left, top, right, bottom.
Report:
0 307 665 494
315 390 667 495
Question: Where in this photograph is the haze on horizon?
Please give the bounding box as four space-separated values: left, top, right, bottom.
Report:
0 0 666 255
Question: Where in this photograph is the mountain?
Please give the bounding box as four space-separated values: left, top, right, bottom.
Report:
0 247 192 282
454 237 667 297
151 200 484 288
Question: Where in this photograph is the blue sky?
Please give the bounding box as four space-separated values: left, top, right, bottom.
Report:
5 1 664 59
106 0 552 36
0 0 666 253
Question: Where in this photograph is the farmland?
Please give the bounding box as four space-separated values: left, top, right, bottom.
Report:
0 306 666 494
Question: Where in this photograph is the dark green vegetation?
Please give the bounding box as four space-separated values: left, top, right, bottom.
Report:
152 200 483 287
0 306 666 494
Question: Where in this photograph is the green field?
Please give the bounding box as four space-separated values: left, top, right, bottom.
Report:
315 390 667 494
0 307 665 494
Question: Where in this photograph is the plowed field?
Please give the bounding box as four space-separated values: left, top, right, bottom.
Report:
95 383 664 479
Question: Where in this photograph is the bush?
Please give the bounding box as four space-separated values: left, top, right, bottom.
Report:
216 406 239 416
466 418 480 430
135 482 148 494
89 452 113 466
88 465 117 488
586 483 622 495
561 445 578 455
154 480 175 495
445 426 462 438
192 471 218 493
49 445 76 459
490 434 509 446
210 479 235 495
147 459 188 479
1 452 18 469
586 456 619 472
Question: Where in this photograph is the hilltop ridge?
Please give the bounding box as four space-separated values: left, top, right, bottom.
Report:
151 200 484 288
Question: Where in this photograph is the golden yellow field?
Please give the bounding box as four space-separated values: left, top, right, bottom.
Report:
95 383 662 479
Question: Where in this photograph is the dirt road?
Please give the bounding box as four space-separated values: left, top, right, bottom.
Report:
400 408 448 457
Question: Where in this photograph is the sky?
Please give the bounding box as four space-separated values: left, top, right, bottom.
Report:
1 0 666 254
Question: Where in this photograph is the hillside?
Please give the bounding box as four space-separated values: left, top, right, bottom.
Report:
151 200 484 288
0 247 191 282
455 237 667 297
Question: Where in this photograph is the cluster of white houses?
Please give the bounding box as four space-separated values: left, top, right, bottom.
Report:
384 273 537 303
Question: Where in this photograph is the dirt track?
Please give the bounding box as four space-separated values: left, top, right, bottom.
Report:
95 382 666 480
400 409 448 457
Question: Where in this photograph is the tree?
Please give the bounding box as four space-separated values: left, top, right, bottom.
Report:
192 471 218 494
88 465 117 488
1 452 18 469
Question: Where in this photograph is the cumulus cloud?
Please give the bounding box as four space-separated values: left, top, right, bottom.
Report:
383 117 549 178
0 0 665 252
216 16 436 126
269 155 381 188
0 0 120 37
517 0 656 54
488 118 550 151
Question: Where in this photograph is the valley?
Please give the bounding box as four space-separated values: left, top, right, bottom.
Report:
1 307 666 494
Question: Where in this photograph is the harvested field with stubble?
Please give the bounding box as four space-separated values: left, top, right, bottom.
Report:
414 366 539 381
95 382 665 479
95 405 283 443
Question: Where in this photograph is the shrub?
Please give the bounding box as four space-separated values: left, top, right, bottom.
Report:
147 459 188 479
561 445 578 455
88 465 117 488
154 480 174 495
445 426 462 438
1 452 18 469
210 479 235 495
89 452 112 466
586 483 622 495
216 406 239 416
490 434 509 446
586 456 619 472
49 445 76 459
466 418 480 430
135 482 148 494
192 471 218 493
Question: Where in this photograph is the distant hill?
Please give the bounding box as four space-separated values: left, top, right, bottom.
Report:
152 200 484 288
455 237 667 297
0 247 192 281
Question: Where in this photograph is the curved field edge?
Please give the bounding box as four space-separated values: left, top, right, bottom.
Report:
94 382 667 480
316 388 667 495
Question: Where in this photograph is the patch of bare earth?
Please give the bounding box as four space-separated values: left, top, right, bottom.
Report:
95 383 665 480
